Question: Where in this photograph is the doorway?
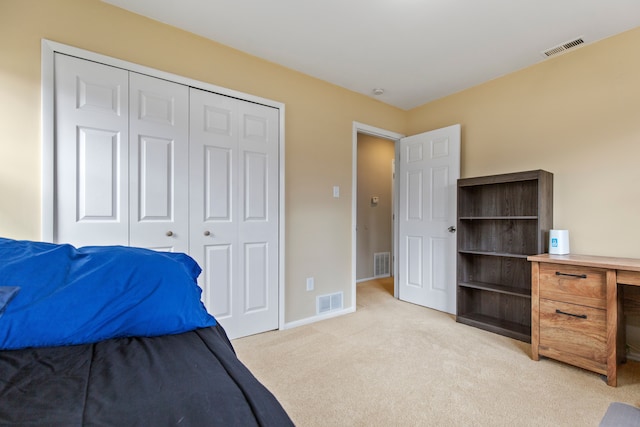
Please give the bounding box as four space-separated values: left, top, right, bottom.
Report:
356 134 396 283
352 123 404 306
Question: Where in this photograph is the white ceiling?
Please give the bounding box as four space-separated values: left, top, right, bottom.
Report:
103 0 640 110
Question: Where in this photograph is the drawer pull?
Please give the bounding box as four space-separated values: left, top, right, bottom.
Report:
555 309 587 319
555 272 587 279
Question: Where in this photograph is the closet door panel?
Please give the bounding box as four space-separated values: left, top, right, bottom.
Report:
129 73 189 252
190 88 279 339
54 54 129 246
244 242 268 312
77 128 120 219
203 244 232 318
235 100 280 337
244 152 268 220
205 146 232 221
189 89 237 321
137 135 173 218
200 146 234 318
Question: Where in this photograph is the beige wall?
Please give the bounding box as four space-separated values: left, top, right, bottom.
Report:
0 0 406 323
2 0 639 326
356 134 395 280
407 26 640 259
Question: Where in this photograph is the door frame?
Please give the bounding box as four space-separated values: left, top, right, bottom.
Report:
41 39 287 332
352 122 404 301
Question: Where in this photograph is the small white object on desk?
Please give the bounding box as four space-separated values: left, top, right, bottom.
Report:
549 229 570 254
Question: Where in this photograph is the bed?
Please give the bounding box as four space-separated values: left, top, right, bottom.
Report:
0 237 293 426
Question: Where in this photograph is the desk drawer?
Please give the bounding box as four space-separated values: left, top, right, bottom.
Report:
539 298 606 364
539 263 606 309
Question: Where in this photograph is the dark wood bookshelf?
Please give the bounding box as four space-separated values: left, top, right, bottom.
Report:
456 170 553 342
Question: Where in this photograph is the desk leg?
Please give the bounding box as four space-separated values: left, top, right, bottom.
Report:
606 269 617 387
531 261 540 361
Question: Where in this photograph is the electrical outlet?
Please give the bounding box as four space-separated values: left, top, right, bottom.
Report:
306 277 314 291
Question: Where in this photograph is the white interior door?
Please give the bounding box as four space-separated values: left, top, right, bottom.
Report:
54 54 130 247
398 124 460 314
129 73 189 253
189 88 279 339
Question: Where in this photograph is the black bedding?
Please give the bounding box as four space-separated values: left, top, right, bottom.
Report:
0 324 294 426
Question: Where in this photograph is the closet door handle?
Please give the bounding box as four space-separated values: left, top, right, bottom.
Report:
555 309 587 319
555 272 587 279
204 230 211 236
166 231 174 237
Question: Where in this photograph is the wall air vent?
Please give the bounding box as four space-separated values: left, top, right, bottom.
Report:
317 292 343 314
374 252 390 277
542 37 585 57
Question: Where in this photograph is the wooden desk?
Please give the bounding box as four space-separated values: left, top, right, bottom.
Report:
528 253 640 387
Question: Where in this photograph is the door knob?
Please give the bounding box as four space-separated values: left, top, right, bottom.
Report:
448 226 456 233
204 230 211 236
166 231 174 237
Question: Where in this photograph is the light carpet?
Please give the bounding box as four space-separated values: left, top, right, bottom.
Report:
233 278 640 426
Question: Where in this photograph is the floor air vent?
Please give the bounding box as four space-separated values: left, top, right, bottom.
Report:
542 37 585 57
317 292 343 314
374 252 390 277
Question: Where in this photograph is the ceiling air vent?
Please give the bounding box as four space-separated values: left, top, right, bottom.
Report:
542 37 585 57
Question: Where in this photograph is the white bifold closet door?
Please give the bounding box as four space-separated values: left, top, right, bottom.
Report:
54 53 280 339
189 88 279 339
54 54 189 252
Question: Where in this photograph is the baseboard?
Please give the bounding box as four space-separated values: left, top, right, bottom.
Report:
627 350 640 362
356 275 390 283
282 306 355 330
